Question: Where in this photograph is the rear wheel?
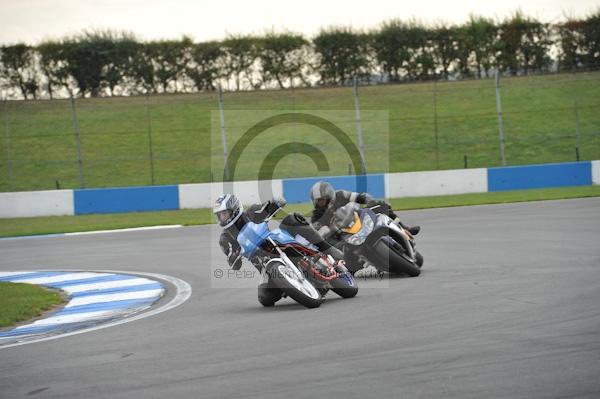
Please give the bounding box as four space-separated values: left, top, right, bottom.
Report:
269 261 322 308
373 241 421 277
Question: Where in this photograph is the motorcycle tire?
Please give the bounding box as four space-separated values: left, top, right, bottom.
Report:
416 251 424 268
330 272 359 298
268 261 322 308
374 241 421 277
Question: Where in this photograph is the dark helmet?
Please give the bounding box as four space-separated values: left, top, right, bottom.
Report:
332 202 359 231
213 194 243 228
310 181 335 209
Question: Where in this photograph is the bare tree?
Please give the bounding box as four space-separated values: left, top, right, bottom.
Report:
0 44 41 99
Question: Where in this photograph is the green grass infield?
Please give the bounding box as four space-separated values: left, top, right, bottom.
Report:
0 282 65 328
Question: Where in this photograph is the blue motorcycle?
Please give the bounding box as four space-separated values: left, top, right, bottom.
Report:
237 209 358 308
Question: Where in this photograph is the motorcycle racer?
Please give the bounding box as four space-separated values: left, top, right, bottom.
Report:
214 193 344 306
309 181 420 274
309 181 420 237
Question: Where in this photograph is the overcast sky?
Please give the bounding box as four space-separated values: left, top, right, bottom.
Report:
1 0 598 44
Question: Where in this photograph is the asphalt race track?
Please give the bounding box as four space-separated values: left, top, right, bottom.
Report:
1 198 599 399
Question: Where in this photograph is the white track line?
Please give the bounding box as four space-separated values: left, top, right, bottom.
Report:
0 225 184 241
64 225 183 236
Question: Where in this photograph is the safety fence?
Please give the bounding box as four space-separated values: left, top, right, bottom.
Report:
1 70 599 193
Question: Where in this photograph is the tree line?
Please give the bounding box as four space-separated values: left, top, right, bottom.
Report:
1 10 599 100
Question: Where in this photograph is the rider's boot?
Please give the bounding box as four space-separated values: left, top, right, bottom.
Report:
407 225 420 236
395 217 420 236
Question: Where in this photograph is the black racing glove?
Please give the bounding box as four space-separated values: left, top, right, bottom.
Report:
219 233 242 270
366 199 391 215
226 245 242 270
265 197 287 215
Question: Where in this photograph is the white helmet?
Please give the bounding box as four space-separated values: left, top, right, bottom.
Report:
310 181 335 209
213 194 243 229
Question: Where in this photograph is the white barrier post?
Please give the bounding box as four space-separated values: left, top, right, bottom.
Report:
0 190 75 218
592 161 600 185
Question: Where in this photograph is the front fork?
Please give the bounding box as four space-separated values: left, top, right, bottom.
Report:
267 237 306 281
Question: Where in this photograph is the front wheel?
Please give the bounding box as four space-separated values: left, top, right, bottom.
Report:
269 261 322 308
373 240 421 277
416 251 424 268
330 269 358 298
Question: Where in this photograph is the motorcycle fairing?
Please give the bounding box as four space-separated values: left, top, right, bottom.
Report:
238 222 297 258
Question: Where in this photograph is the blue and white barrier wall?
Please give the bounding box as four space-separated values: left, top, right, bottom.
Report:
1 160 598 218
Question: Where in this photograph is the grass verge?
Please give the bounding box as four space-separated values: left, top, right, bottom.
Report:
0 185 598 238
0 282 65 328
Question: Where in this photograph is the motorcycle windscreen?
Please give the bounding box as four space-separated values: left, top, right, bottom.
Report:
344 210 375 246
237 222 270 258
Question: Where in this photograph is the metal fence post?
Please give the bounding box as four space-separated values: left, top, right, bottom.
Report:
69 95 86 188
574 97 582 161
433 80 440 169
217 84 230 181
145 94 156 185
495 69 507 166
572 73 582 161
352 76 367 174
3 98 14 190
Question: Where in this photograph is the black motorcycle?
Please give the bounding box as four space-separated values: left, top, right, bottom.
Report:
331 203 423 276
